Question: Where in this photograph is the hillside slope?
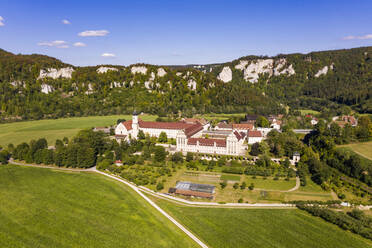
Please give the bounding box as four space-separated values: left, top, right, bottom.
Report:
0 46 371 121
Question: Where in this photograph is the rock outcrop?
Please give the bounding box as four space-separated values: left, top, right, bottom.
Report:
38 67 74 79
235 58 295 83
315 64 333 78
131 66 147 75
187 79 197 90
217 66 232 83
41 84 54 94
97 66 118 73
157 68 167 77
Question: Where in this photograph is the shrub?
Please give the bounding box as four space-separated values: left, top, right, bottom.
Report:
220 181 227 189
248 183 255 190
240 181 247 190
233 182 239 189
156 182 164 191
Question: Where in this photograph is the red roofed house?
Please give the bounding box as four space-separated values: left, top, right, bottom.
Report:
247 130 263 144
115 111 204 140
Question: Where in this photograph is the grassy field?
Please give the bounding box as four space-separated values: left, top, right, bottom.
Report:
199 113 246 121
0 114 157 147
220 174 241 181
0 164 197 248
299 109 321 115
160 170 335 203
152 197 372 248
339 141 372 161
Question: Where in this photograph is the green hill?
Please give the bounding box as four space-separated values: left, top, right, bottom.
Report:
0 46 371 122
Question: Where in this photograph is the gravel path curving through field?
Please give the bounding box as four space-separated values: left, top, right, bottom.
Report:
285 176 301 192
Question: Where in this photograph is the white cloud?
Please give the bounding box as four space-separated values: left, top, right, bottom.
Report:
102 53 116 57
73 42 86 47
343 34 372 40
0 16 5 26
38 40 69 48
62 19 71 25
78 30 109 37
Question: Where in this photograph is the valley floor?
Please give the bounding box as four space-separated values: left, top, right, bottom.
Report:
1 164 372 248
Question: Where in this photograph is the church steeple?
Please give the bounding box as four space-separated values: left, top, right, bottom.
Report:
132 110 139 138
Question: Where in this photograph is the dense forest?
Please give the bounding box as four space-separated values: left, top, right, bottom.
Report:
0 46 371 122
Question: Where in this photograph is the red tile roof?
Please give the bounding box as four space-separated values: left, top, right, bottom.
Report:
184 123 203 137
187 138 226 147
122 120 133 130
138 120 192 130
248 130 262 137
217 123 233 129
232 123 254 130
234 131 246 141
183 118 208 125
121 119 202 137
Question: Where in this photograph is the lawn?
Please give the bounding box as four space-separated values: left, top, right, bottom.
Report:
152 197 372 248
199 113 246 121
0 164 197 248
220 174 241 181
0 114 157 147
339 141 372 161
245 176 296 191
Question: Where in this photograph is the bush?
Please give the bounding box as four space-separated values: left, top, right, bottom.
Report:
186 152 194 162
220 181 227 189
156 182 164 191
233 182 239 189
240 181 247 190
238 198 244 203
248 183 255 190
158 132 168 143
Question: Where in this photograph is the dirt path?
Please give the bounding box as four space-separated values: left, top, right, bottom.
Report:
286 177 301 192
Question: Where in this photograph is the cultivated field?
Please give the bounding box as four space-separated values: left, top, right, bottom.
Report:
339 141 372 161
152 197 372 248
0 165 197 248
0 114 157 147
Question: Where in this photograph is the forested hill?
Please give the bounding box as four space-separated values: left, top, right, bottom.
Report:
0 46 371 121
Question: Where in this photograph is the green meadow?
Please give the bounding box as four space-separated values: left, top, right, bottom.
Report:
339 141 372 161
152 197 372 248
0 165 197 248
0 114 157 147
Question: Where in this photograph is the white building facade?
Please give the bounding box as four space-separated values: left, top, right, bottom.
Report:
176 130 246 155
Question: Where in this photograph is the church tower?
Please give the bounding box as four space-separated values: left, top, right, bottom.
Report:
132 110 139 138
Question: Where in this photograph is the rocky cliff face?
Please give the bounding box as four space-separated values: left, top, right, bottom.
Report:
38 67 74 79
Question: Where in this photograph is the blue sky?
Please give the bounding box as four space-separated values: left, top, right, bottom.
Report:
1 0 372 66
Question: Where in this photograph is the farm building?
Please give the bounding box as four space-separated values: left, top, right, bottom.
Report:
169 181 216 199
